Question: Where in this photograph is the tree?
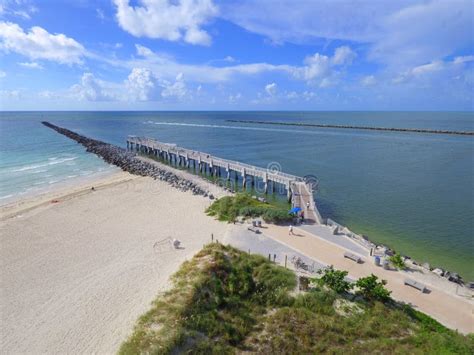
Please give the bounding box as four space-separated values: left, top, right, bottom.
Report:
389 253 406 270
355 274 392 302
316 265 353 294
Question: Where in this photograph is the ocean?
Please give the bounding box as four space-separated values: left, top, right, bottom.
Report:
0 111 473 280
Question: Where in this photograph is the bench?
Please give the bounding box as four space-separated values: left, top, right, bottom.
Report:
404 278 427 292
247 226 261 234
344 252 363 263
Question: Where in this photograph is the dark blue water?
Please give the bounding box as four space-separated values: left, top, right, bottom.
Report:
1 111 473 279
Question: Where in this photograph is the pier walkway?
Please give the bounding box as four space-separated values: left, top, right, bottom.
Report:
127 136 322 224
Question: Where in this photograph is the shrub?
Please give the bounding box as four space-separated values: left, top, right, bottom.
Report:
262 208 292 223
355 274 392 303
389 253 406 270
316 265 353 294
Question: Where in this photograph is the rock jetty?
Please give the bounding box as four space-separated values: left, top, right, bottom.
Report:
41 121 210 197
226 119 474 136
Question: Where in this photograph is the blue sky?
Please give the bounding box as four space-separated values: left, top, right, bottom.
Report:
0 0 472 110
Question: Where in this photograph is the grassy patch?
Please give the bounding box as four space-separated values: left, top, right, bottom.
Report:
206 193 292 223
120 244 474 354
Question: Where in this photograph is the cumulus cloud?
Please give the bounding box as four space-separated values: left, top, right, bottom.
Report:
265 82 277 96
113 0 218 46
161 72 187 99
70 73 114 101
295 46 356 86
331 46 356 65
0 21 85 64
125 67 157 101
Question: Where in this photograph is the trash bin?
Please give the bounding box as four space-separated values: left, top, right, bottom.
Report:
374 256 381 266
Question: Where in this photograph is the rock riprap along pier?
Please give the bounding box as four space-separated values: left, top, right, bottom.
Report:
41 121 209 197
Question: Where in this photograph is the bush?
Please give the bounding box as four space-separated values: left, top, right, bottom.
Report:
389 253 406 270
206 193 291 223
262 208 292 223
355 274 392 303
316 265 353 294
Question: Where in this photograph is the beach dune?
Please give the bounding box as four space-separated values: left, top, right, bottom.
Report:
0 172 229 354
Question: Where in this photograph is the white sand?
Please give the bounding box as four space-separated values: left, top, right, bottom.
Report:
0 172 230 354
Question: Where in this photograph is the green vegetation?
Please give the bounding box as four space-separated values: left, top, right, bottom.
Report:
120 244 473 354
206 193 292 223
389 253 406 270
355 274 392 303
316 265 353 294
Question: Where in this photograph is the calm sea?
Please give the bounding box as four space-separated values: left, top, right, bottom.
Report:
1 111 473 280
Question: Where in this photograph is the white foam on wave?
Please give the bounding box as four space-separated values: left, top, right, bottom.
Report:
10 157 78 172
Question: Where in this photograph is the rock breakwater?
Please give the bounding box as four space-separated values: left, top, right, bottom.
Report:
41 121 212 197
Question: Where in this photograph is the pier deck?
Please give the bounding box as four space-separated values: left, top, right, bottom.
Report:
127 136 322 224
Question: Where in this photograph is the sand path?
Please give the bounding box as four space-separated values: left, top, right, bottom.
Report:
0 172 229 354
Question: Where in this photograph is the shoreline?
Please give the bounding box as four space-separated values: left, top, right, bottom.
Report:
0 170 232 353
0 157 471 354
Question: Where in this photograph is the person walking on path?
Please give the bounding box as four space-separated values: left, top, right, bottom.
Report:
289 225 293 236
306 201 310 209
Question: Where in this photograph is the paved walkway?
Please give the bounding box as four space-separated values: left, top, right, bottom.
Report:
223 225 325 276
299 224 368 256
261 224 474 334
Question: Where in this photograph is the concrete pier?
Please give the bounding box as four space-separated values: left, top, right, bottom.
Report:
127 136 322 224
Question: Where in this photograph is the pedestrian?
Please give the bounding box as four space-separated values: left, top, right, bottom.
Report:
289 225 293 236
306 201 310 209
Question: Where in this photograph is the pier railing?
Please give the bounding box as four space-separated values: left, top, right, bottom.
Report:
126 136 322 224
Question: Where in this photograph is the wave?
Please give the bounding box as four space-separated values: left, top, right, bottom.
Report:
10 157 78 172
144 120 346 136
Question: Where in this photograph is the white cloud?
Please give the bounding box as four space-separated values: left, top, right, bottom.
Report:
294 46 356 85
369 0 473 67
265 82 277 96
224 56 236 62
0 21 85 64
453 56 474 65
361 75 377 86
0 70 6 78
125 67 157 101
96 8 105 20
135 44 154 57
113 0 218 46
228 92 242 103
161 72 187 99
222 1 472 69
411 61 444 76
19 61 43 69
0 89 21 99
331 46 356 66
70 73 114 101
0 0 38 20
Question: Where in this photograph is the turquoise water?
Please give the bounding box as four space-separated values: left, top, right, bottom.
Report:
0 111 473 280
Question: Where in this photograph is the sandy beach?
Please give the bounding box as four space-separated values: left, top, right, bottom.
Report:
1 161 472 354
0 171 230 354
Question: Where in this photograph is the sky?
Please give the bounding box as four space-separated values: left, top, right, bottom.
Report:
0 0 473 111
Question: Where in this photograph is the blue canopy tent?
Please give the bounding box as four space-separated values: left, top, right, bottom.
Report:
289 207 302 214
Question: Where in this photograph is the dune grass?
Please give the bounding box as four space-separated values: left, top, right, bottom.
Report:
119 243 474 354
206 193 292 223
